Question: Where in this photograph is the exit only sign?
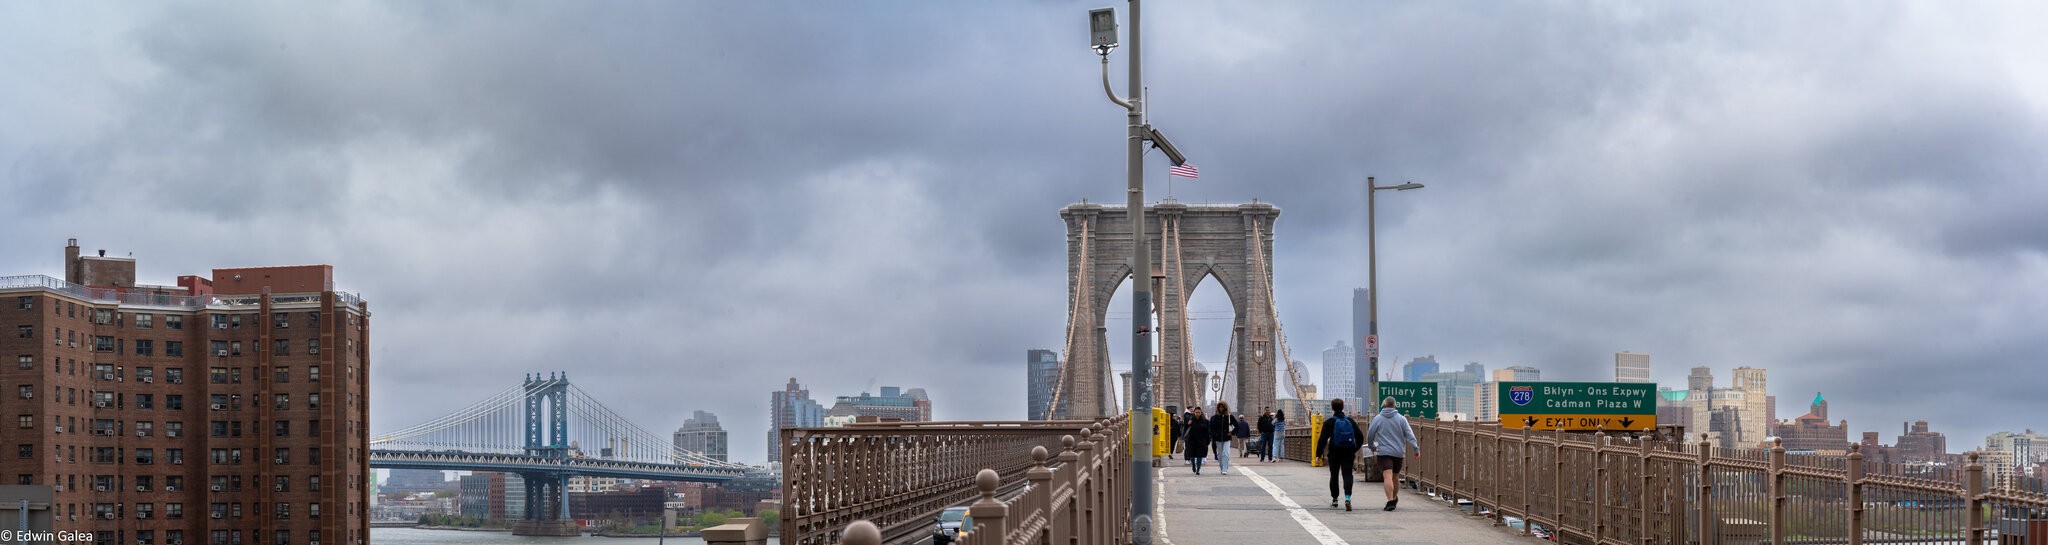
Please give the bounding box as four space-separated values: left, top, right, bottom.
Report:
1497 381 1657 431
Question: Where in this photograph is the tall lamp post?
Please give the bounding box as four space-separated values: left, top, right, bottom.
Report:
1365 176 1423 411
1092 4 1188 544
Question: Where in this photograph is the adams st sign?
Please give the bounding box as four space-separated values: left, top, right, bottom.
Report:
1497 381 1657 431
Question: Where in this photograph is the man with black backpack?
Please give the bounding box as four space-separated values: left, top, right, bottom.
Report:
1314 398 1367 511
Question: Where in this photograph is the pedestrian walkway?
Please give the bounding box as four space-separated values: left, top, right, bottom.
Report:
1156 457 1531 545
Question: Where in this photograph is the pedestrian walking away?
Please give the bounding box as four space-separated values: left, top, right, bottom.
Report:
1183 407 1210 475
1366 396 1422 511
1234 413 1253 458
1271 409 1287 461
1208 402 1237 475
1314 398 1366 511
1256 407 1275 462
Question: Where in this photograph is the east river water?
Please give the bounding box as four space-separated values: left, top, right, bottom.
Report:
370 527 782 545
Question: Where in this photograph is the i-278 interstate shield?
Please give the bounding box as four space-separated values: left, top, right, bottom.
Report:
1497 381 1656 431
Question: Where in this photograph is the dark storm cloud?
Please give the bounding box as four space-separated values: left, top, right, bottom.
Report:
3 1 2044 463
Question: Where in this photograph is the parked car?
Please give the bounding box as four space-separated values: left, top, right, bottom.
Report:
933 506 974 545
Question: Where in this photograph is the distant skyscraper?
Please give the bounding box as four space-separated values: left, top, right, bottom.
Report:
768 378 825 462
1421 369 1480 418
1685 366 1772 448
674 410 729 462
1322 341 1355 403
1352 288 1370 402
1463 361 1486 378
1027 349 1062 420
827 385 932 422
1615 351 1651 383
1493 366 1541 382
1403 355 1440 383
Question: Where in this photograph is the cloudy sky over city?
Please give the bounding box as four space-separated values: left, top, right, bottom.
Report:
4 2 2045 464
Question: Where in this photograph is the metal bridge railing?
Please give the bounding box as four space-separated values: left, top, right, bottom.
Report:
1361 419 2048 545
787 415 1130 545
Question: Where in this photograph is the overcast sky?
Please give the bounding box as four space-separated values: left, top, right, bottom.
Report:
5 2 2045 465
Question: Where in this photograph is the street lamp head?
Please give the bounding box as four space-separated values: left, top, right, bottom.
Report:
1089 8 1119 51
1147 126 1188 166
1392 182 1424 190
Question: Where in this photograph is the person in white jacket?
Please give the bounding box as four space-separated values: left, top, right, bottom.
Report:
1365 396 1421 511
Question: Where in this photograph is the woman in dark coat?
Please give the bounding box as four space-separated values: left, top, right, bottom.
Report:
1182 407 1210 474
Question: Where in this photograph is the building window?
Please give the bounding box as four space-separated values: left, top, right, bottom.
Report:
308 366 319 382
274 476 289 493
210 367 227 384
166 341 183 357
308 420 320 437
273 339 288 356
231 314 241 328
17 415 30 429
307 339 319 354
274 448 289 464
308 476 320 491
91 309 113 325
212 315 228 329
166 315 182 330
167 368 183 384
15 355 28 369
211 421 227 438
307 394 320 410
135 340 154 356
274 421 289 437
166 395 183 411
15 296 30 310
273 313 288 328
166 422 183 438
275 502 289 520
135 394 153 409
166 503 182 519
307 311 319 329
274 394 289 410
231 342 241 357
136 367 154 383
274 367 289 383
136 313 154 329
136 448 155 464
92 336 113 352
308 503 319 519
308 448 320 465
137 421 153 435
16 325 30 339
16 444 30 458
232 367 242 383
15 385 28 399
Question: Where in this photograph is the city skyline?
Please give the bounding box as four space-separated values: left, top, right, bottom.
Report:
4 3 2046 464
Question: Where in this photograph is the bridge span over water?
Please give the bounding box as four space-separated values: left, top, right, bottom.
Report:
370 373 745 535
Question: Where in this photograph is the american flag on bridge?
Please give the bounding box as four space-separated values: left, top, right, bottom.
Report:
1167 163 1199 179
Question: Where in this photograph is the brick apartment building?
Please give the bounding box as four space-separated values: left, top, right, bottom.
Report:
0 239 370 545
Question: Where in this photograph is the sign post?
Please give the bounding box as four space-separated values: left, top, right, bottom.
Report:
1497 381 1657 431
1375 381 1438 420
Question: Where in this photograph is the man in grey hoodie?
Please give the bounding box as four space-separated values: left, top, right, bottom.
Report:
1365 396 1421 511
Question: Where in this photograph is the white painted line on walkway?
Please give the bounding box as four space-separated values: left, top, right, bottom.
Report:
1238 466 1350 545
1154 468 1173 545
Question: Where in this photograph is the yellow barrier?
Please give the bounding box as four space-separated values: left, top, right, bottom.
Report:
1308 413 1325 467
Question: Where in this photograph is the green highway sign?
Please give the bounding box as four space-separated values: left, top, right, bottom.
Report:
1498 381 1656 431
1376 381 1438 420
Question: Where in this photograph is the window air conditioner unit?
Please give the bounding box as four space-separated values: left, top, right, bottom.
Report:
142 377 152 383
138 513 149 519
96 401 108 408
138 485 147 491
210 485 222 492
167 431 179 437
54 426 64 433
138 430 147 437
210 513 221 519
216 323 227 330
97 485 108 491
210 404 223 410
103 512 115 519
275 485 284 492
308 348 317 354
165 485 177 492
103 373 115 380
22 392 29 398
216 350 228 357
279 323 288 328
309 541 318 545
